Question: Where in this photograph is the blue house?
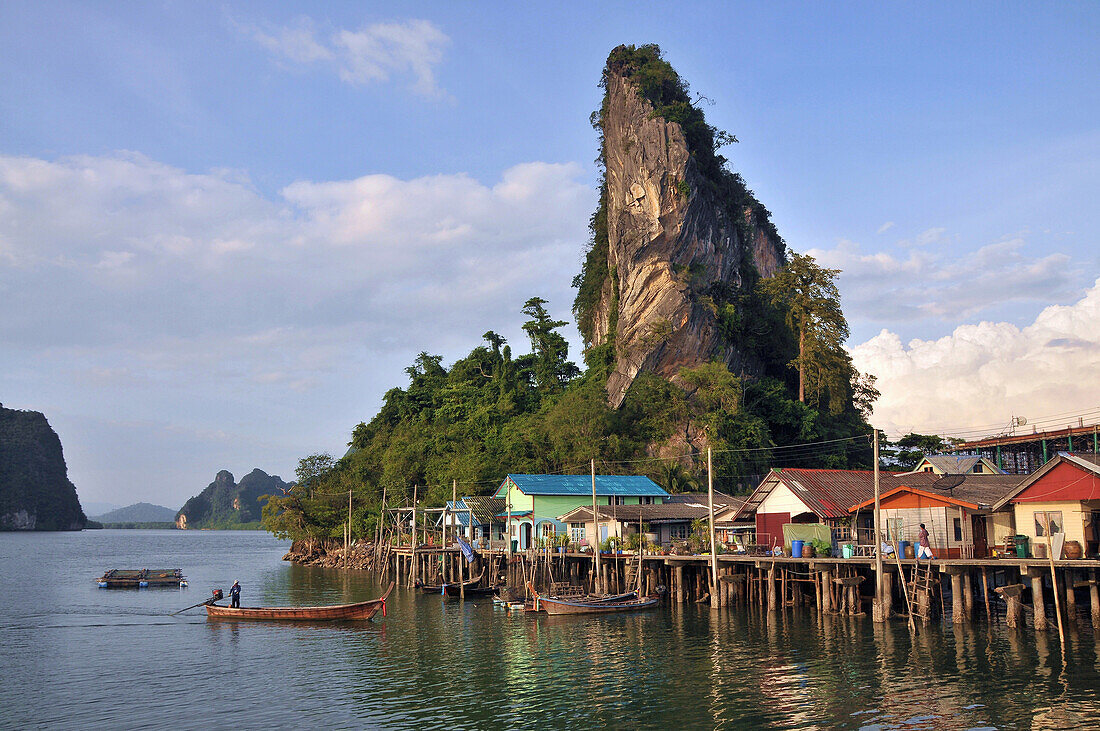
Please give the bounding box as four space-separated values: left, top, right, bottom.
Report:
492 474 670 550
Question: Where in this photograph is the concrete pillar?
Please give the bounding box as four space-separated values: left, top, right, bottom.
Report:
1065 569 1076 623
675 566 684 605
882 571 894 620
963 572 974 617
951 572 965 625
1090 574 1100 629
822 570 833 614
1031 573 1049 631
768 564 778 611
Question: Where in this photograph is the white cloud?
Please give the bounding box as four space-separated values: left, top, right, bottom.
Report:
876 221 894 234
850 278 1100 438
0 150 593 364
807 234 1079 324
246 17 450 97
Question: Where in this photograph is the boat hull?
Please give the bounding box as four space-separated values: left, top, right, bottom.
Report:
537 595 659 616
205 583 393 621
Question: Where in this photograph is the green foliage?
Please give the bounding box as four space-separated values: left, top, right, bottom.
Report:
0 406 87 530
811 538 833 557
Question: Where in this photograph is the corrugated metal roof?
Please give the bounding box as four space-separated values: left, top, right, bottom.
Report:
918 454 1006 474
665 491 743 508
558 504 710 523
849 473 1024 511
503 474 669 497
459 496 507 525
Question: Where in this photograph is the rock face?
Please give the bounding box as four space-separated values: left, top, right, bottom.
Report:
589 61 786 407
176 468 288 529
0 405 86 531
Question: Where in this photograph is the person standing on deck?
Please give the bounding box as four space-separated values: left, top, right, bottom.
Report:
229 580 241 608
916 524 934 559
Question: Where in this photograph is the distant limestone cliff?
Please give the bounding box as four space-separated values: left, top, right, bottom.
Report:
0 404 87 531
176 468 288 529
575 45 787 408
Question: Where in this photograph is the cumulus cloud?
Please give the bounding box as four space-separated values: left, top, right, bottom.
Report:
807 233 1079 324
246 17 449 97
850 278 1100 438
0 151 593 375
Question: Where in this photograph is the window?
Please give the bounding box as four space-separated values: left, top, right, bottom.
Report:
641 496 653 505
953 518 963 542
570 523 585 543
539 522 556 539
923 466 934 473
670 523 689 540
886 518 903 540
973 463 984 473
1034 511 1063 537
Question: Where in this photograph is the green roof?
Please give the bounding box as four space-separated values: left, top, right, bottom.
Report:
498 474 669 497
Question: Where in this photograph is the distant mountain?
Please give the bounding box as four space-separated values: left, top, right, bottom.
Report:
0 404 87 531
83 501 121 517
176 468 288 529
92 502 177 523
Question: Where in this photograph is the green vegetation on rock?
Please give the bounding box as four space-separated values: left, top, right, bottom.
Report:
0 405 87 531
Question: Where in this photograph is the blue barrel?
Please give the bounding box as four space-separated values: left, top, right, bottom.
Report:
896 540 909 558
791 540 804 558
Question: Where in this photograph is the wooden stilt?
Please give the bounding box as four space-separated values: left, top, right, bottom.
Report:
982 567 992 619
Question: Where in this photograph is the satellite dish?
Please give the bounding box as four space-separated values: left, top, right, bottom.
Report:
932 475 964 492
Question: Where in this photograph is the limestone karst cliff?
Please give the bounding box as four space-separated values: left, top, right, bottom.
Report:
0 404 87 531
576 45 787 408
176 468 289 529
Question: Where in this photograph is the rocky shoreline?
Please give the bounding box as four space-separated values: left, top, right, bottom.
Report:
283 538 380 570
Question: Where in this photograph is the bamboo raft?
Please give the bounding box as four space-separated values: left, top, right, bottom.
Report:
97 569 187 589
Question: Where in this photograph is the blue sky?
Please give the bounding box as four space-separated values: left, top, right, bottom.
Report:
1 2 1098 508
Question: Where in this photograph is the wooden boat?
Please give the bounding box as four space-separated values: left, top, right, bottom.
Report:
97 568 186 589
535 593 659 616
415 569 485 595
205 582 394 621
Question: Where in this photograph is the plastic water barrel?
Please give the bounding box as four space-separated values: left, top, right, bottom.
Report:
841 544 853 559
896 540 909 558
791 540 804 558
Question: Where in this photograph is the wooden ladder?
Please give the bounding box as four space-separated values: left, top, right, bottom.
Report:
908 561 936 621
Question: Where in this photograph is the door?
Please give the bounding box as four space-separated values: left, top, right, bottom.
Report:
756 512 790 548
972 515 988 558
521 522 532 550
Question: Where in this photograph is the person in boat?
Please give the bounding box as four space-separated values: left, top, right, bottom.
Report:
916 524 934 559
229 580 241 608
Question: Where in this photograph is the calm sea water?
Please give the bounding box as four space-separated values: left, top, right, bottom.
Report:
1 530 1099 730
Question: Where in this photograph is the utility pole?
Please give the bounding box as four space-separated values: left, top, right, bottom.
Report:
873 430 884 622
592 458 602 593
708 447 718 608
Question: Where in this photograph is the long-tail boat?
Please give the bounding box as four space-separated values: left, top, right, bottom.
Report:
415 568 485 595
204 582 394 621
527 582 658 615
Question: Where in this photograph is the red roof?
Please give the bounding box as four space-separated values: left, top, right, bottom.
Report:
738 468 888 520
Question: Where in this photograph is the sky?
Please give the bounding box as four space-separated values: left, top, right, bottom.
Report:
1 1 1098 509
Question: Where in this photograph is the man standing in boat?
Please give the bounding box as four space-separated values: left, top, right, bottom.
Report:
230 580 241 608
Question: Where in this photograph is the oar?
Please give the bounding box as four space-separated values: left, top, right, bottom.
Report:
171 589 224 615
